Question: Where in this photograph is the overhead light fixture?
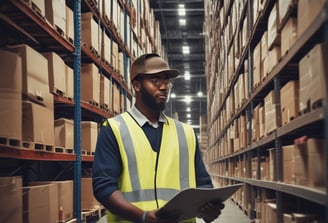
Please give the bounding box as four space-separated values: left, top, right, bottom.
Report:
187 120 192 124
186 107 191 112
187 114 191 118
197 91 203 97
179 19 186 26
185 95 192 104
182 46 190 54
170 92 176 98
178 4 186 16
184 71 190 80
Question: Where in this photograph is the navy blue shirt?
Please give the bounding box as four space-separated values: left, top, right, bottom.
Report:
92 107 213 208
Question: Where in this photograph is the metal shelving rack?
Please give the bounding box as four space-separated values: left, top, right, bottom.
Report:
205 0 328 222
0 0 134 222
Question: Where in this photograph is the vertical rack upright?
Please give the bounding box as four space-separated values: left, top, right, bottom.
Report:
73 0 82 222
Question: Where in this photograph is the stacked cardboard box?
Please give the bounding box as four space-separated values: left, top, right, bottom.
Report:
299 43 328 112
81 178 101 210
280 81 299 125
82 12 100 54
81 63 100 105
0 176 23 223
264 91 279 134
81 121 98 153
0 50 22 140
54 118 74 149
45 0 66 33
43 52 67 95
23 184 59 223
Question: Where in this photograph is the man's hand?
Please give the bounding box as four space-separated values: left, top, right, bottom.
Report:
197 201 225 223
145 209 180 223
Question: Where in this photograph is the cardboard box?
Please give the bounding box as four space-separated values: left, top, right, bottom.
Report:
81 178 100 210
299 44 328 110
23 184 59 223
268 46 281 73
307 138 325 187
280 80 299 125
54 118 74 149
43 52 66 95
298 0 326 36
253 42 262 88
100 74 110 108
269 148 275 181
82 12 100 52
0 176 23 223
81 63 100 104
101 30 112 64
45 0 66 33
0 49 22 92
23 101 54 145
65 65 74 100
30 0 45 17
81 121 98 153
66 6 74 43
264 91 278 134
29 181 73 222
103 0 112 21
0 90 22 139
268 4 280 49
281 17 297 56
113 82 121 113
283 145 295 184
278 0 293 24
7 44 50 106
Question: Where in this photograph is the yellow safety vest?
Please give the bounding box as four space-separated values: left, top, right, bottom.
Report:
106 112 197 223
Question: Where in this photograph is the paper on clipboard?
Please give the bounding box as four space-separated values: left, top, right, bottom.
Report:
157 183 243 221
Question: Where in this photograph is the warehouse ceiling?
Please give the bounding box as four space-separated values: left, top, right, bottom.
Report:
150 0 206 134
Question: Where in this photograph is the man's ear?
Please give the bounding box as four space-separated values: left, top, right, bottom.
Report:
132 80 141 93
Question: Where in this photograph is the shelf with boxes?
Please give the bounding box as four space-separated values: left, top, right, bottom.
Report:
204 0 328 222
0 0 166 222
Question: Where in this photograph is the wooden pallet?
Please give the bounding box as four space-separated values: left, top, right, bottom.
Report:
54 24 65 38
22 141 54 152
55 147 74 154
81 206 104 223
0 137 21 147
89 100 99 108
51 88 65 97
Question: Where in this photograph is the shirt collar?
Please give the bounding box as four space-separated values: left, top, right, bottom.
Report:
128 105 168 128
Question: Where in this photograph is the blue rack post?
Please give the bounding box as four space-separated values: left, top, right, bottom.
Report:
73 0 82 222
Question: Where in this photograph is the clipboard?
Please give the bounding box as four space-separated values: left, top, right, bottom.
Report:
157 183 243 221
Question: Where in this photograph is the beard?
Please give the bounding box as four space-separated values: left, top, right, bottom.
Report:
140 84 166 112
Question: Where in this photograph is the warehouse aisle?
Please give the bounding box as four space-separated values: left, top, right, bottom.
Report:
96 199 251 223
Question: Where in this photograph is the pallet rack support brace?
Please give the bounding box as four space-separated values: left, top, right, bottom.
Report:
73 0 82 222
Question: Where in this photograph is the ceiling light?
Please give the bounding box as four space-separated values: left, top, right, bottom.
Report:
184 71 190 80
182 46 190 54
179 19 186 26
187 120 192 124
186 107 191 112
185 95 192 104
197 91 203 97
178 4 186 16
170 92 176 98
187 114 191 118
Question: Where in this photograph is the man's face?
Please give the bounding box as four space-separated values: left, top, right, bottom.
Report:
138 74 172 112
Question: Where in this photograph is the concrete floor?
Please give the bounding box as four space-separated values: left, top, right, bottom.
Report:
96 199 251 223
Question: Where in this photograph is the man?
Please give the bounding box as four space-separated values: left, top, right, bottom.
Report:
93 53 224 223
